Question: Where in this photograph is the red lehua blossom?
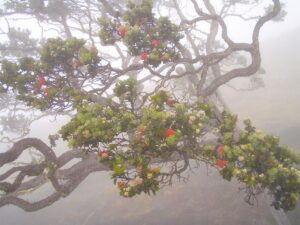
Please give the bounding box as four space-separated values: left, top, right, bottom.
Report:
38 75 46 85
216 159 227 168
139 52 148 60
119 26 126 38
217 145 224 155
151 39 159 47
98 149 109 158
164 128 175 137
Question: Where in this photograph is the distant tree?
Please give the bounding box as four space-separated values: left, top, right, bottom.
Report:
0 0 299 213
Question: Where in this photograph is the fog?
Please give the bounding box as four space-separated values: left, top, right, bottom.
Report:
2 28 298 225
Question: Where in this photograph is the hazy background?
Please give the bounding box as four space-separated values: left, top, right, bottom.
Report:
0 25 299 225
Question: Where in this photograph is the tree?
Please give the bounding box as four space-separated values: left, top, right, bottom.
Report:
0 0 299 213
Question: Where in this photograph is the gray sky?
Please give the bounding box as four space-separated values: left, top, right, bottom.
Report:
1 0 299 43
261 0 300 39
222 0 300 42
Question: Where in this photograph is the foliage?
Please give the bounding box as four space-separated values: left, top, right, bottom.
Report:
215 114 300 210
98 0 183 67
0 0 299 212
114 76 138 102
0 37 103 110
60 102 137 148
58 77 300 210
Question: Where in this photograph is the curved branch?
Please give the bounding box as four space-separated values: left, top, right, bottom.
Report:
201 0 281 96
252 0 281 45
0 138 57 167
0 134 217 212
0 193 61 212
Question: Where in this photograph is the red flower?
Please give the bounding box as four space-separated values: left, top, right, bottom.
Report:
151 39 159 47
216 159 227 168
139 52 148 60
98 149 109 159
139 127 145 133
119 26 126 38
217 145 224 155
164 128 175 137
38 75 46 85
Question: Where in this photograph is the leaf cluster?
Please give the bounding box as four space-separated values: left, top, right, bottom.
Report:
98 0 183 67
